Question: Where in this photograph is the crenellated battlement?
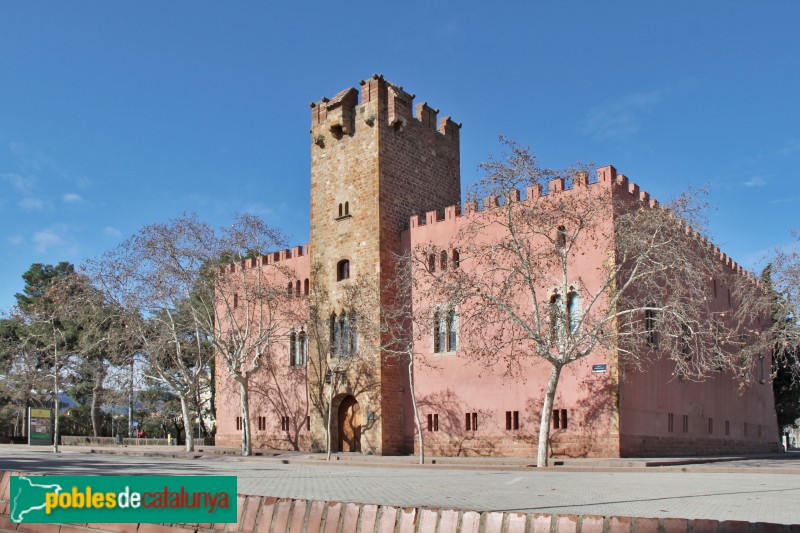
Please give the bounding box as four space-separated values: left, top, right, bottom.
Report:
407 165 756 283
309 74 461 143
218 244 310 275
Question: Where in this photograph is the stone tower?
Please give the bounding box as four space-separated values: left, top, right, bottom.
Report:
309 74 461 454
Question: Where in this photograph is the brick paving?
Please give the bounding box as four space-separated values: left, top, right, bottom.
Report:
1 447 799 524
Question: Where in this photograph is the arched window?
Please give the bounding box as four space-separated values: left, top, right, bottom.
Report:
338 203 343 218
299 330 308 366
337 259 350 281
433 309 442 353
452 249 460 269
567 290 580 332
289 331 297 366
350 313 358 355
344 201 349 216
645 308 658 347
680 322 692 360
295 280 301 297
556 225 567 250
550 293 564 339
233 293 238 309
433 308 457 353
447 309 458 351
440 251 448 271
428 253 436 273
287 282 293 297
330 314 340 356
304 278 310 296
341 313 350 356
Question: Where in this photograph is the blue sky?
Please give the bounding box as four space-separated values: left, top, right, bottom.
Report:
1 2 798 311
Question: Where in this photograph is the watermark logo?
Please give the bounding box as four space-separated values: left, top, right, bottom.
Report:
10 476 237 524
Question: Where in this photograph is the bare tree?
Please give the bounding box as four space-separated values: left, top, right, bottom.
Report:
210 215 299 456
91 214 218 452
734 235 800 388
418 137 761 467
378 253 430 464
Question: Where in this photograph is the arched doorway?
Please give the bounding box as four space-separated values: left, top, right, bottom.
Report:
337 395 361 452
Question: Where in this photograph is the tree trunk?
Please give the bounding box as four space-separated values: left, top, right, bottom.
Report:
407 355 424 465
179 394 195 452
53 345 60 454
90 366 105 438
239 380 252 456
536 363 562 467
325 378 334 461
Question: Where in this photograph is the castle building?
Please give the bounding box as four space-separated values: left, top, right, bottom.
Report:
214 75 779 457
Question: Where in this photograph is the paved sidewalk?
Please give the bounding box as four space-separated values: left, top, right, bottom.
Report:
11 443 799 474
2 446 800 523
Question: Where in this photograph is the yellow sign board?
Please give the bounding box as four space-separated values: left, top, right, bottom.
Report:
30 409 51 418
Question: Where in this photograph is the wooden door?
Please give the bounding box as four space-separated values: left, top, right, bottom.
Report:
337 396 361 452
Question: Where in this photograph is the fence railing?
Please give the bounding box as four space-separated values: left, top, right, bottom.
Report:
60 435 215 447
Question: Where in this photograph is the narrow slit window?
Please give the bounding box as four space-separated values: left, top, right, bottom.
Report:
440 251 448 271
668 413 674 433
296 280 301 297
428 253 436 273
452 249 460 269
344 201 349 216
338 203 343 218
553 409 560 429
304 278 310 295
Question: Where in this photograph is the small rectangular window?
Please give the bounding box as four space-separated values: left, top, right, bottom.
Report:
682 415 689 433
472 413 478 431
553 409 560 429
561 409 568 429
307 416 311 431
506 411 512 430
434 414 439 431
465 413 471 431
513 411 520 430
465 412 477 431
236 416 242 431
668 413 674 433
428 414 434 432
725 420 730 436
